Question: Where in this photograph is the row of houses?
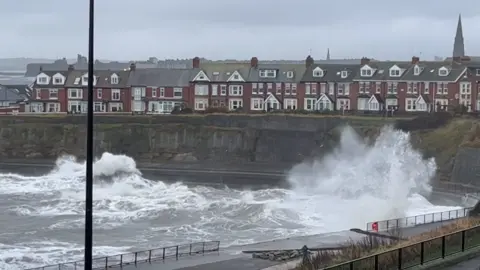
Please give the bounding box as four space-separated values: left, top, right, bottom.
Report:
7 55 480 114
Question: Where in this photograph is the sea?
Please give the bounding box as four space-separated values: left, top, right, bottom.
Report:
0 117 464 269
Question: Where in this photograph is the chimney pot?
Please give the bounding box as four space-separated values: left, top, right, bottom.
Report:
68 65 74 71
305 55 314 68
129 63 136 71
411 56 420 64
361 57 370 65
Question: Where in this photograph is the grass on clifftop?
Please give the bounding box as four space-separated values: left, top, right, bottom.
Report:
296 218 480 270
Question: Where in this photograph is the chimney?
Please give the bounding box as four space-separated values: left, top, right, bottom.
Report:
39 65 43 72
250 57 258 68
411 56 420 64
361 57 370 65
461 56 471 62
305 55 314 68
129 63 136 71
192 57 200 68
453 56 461 62
68 65 74 71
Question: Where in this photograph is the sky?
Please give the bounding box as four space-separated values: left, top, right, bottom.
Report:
1 0 479 61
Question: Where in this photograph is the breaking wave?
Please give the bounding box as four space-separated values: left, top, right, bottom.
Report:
0 126 462 269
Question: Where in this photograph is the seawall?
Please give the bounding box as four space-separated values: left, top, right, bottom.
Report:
0 115 392 164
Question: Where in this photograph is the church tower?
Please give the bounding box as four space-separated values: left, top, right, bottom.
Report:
452 14 465 58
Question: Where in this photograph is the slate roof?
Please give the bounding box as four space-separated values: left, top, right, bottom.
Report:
64 70 131 88
301 64 358 82
246 63 306 83
352 61 411 81
0 85 27 102
2 84 31 98
191 62 251 82
128 69 191 87
401 61 466 82
32 71 69 88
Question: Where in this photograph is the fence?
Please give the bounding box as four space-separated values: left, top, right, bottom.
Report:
27 241 220 270
434 181 480 194
322 225 480 269
366 208 472 232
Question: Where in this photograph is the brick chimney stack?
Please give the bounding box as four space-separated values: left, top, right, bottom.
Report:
361 57 370 65
250 57 258 68
305 55 314 68
129 63 136 71
192 57 200 68
411 56 420 64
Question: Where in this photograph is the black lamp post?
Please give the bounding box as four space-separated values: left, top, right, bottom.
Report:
84 0 95 269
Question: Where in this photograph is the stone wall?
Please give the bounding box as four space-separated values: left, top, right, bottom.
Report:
0 115 390 164
451 147 480 185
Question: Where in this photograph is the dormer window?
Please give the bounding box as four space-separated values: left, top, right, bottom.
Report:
82 76 88 84
312 67 324 77
341 71 348 78
38 77 47 83
389 65 401 77
438 67 448 76
361 69 372 76
54 77 63 84
286 71 294 78
476 69 480 76
414 66 421 75
111 74 119 84
259 70 276 78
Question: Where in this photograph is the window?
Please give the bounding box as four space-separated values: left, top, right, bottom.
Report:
251 83 257 94
477 69 480 76
54 77 63 84
111 89 121 100
361 68 372 76
390 69 400 77
220 85 227 96
111 75 118 84
369 100 379 111
38 77 48 84
229 85 243 96
313 70 323 77
160 88 166 97
97 89 102 99
407 83 412 93
414 67 420 75
36 89 41 99
152 88 157 97
461 82 471 94
338 99 350 110
229 99 243 110
174 88 182 98
195 84 208 95
424 83 429 94
438 68 448 76
337 84 344 95
194 98 208 110
47 103 60 112
68 100 86 113
233 74 239 80
109 103 123 112
286 71 294 78
82 76 88 84
305 83 311 94
251 98 264 110
341 71 348 78
257 83 264 94
284 99 297 110
406 98 416 111
68 88 82 99
304 98 316 110
285 83 290 95
259 70 276 78
413 83 418 94
276 83 281 94
49 89 58 99
94 102 105 112
443 84 448 95
212 84 218 96
267 83 272 90
291 83 297 95
387 82 397 94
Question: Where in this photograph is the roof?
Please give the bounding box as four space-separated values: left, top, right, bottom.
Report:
32 71 69 88
246 63 306 83
301 64 359 82
0 85 27 101
128 69 191 87
192 62 251 82
64 70 131 88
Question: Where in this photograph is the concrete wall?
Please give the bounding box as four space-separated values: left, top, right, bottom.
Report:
0 115 388 164
451 147 480 186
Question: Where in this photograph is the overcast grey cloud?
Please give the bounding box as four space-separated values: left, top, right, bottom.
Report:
0 0 479 61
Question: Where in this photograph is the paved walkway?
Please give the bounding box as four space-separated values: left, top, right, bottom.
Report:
443 256 480 269
119 220 457 270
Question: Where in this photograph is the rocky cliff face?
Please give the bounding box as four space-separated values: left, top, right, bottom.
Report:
0 115 391 164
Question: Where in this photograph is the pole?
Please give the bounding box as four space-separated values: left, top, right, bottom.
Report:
84 0 94 269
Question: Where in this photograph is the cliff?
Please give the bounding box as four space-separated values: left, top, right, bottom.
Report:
0 114 479 184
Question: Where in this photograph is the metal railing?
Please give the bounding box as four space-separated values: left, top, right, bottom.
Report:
366 208 472 232
27 241 220 270
434 181 480 194
322 225 480 269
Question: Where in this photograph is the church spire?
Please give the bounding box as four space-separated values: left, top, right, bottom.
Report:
326 48 330 60
453 14 465 58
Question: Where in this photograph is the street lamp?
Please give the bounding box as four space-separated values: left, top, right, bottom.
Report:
84 0 95 269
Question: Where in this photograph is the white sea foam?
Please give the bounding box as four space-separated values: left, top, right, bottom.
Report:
0 125 463 269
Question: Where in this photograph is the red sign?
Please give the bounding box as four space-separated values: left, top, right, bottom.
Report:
372 222 378 232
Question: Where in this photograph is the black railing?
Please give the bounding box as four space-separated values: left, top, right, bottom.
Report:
27 241 220 270
366 208 472 232
323 225 480 269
